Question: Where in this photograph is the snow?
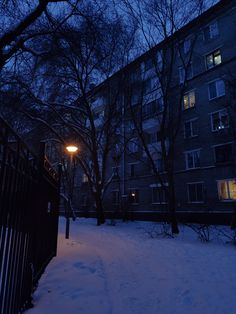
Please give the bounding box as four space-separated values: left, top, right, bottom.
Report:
27 218 236 314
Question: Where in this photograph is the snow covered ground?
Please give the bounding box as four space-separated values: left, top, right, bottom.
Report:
27 217 236 314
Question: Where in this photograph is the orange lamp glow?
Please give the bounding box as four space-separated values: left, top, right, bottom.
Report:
66 145 79 153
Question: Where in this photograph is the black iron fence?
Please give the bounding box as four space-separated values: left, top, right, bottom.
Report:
0 117 61 314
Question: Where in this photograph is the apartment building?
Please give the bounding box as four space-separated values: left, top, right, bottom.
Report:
77 0 236 222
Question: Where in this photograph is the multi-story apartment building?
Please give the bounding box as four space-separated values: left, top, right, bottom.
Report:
77 0 236 223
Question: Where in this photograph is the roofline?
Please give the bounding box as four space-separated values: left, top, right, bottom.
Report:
90 0 235 94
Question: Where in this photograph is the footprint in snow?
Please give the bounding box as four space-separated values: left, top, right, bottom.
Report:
73 262 96 274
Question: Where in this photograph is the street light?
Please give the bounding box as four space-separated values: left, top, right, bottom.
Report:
65 144 79 239
66 145 79 153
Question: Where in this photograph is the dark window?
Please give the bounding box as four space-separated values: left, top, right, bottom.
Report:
112 167 119 179
130 164 135 177
81 195 88 206
179 64 193 83
208 80 225 100
211 110 229 131
145 59 153 71
203 21 219 40
143 98 163 117
157 158 164 172
112 191 120 204
152 187 167 204
184 119 198 138
188 183 204 202
185 150 200 169
215 144 233 163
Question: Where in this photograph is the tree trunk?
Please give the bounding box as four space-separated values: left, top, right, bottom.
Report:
94 193 105 225
168 173 179 234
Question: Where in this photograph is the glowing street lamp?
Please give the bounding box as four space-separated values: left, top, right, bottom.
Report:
66 145 79 153
64 144 79 239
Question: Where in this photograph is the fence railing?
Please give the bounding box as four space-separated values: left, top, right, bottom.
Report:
0 117 61 314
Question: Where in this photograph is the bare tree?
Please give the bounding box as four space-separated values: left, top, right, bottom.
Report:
118 0 208 234
0 0 80 70
1 1 136 225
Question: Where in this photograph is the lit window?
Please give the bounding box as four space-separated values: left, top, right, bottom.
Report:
214 144 233 163
183 90 195 110
204 21 219 40
188 182 204 203
206 49 221 69
185 149 200 169
218 179 236 201
128 189 139 204
208 79 225 100
184 119 198 138
211 109 229 131
152 186 167 204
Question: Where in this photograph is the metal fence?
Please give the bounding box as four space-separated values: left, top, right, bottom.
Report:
0 117 61 314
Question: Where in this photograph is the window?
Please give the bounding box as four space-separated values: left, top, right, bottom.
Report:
152 186 167 204
143 98 163 117
128 189 139 204
179 64 193 83
126 120 135 131
131 68 140 82
204 21 219 40
151 157 165 173
156 50 163 68
208 79 225 100
188 182 204 203
214 143 233 163
211 109 229 131
206 49 221 69
112 190 120 204
184 119 198 138
128 138 139 153
146 132 158 144
81 195 88 206
181 38 191 54
218 179 236 201
129 163 137 177
156 157 164 172
112 166 120 179
185 149 200 169
183 90 195 110
131 92 139 106
144 77 159 94
82 173 88 183
144 58 153 71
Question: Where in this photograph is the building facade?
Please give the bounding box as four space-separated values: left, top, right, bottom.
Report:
77 0 236 222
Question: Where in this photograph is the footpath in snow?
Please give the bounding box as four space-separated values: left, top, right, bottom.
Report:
27 217 236 314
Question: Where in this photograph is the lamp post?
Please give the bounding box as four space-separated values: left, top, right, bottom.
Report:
65 144 79 239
